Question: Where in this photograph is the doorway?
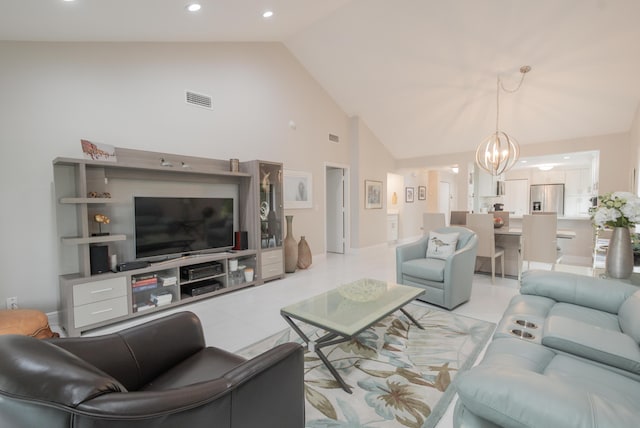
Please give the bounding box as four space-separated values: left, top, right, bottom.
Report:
438 181 451 224
325 164 349 254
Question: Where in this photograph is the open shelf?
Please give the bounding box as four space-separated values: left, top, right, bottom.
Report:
61 234 127 245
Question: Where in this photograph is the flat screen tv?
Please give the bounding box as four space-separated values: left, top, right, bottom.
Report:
134 196 234 260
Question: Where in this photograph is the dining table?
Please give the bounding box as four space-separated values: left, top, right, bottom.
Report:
474 227 577 278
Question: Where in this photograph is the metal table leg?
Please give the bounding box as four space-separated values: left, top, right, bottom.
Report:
281 314 353 393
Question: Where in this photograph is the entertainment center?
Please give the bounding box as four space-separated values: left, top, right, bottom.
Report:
54 147 284 336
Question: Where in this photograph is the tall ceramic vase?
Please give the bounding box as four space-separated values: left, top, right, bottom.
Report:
284 215 298 273
606 226 633 279
297 236 312 269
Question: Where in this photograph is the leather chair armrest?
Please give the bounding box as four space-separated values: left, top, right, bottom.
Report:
520 271 638 314
225 342 305 428
76 378 232 417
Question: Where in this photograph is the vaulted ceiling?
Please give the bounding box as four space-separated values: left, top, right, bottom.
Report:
2 0 639 160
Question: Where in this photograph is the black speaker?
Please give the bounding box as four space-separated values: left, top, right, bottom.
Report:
233 231 248 250
90 245 109 275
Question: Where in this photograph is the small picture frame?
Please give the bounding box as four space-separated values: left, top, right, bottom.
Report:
284 170 313 209
418 186 426 200
365 180 383 209
405 187 415 203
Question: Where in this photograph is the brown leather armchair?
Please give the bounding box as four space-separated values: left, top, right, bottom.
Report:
0 311 304 427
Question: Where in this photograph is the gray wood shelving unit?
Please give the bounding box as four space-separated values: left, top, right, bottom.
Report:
53 148 280 336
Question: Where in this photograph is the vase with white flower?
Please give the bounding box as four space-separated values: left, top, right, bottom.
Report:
590 192 640 278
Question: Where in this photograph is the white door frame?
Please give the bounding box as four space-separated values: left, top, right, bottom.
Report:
324 162 351 254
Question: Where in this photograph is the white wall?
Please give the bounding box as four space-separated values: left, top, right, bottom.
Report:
351 117 397 248
0 41 359 312
630 102 640 195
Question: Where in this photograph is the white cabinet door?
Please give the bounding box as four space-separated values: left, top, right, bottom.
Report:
503 179 529 214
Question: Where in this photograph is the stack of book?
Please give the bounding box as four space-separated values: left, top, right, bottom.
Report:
159 275 177 287
151 291 173 306
132 274 158 292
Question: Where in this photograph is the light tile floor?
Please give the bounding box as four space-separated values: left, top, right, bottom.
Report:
74 244 522 428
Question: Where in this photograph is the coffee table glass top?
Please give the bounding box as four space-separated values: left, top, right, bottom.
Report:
280 278 424 336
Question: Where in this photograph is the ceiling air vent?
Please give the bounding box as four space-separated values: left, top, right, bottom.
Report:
328 133 340 143
185 90 212 110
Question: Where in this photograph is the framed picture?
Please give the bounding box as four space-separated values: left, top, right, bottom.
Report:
364 180 383 209
284 170 313 209
418 186 426 200
405 187 415 203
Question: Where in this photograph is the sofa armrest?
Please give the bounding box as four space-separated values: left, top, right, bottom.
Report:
455 363 637 428
443 234 478 306
455 337 640 428
520 271 638 314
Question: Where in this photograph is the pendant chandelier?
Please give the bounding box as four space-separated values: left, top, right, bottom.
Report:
475 65 531 176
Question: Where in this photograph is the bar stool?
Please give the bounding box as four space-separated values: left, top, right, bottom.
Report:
466 213 505 284
519 214 562 280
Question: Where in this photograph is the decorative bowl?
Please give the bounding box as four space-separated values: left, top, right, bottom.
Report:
493 217 504 229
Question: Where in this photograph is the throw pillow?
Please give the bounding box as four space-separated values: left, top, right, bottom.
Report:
426 231 459 260
619 290 640 343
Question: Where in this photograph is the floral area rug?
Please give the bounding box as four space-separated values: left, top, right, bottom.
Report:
237 303 495 428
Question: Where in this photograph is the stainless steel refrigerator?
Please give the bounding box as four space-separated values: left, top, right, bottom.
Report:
530 184 565 215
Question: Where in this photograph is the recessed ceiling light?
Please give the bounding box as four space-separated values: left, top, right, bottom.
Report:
186 3 202 12
63 0 76 2
538 165 554 171
563 156 570 160
262 10 274 18
520 160 528 163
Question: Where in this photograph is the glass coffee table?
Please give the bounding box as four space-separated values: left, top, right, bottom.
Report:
280 278 424 393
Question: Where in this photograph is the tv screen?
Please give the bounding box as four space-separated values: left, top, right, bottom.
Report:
134 197 234 260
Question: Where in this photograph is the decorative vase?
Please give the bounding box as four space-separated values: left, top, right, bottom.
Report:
284 215 298 273
297 236 312 269
606 226 634 279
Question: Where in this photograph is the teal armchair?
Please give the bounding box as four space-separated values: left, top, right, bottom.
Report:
396 226 478 310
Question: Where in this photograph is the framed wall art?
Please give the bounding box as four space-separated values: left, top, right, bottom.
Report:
365 180 383 209
418 186 426 200
405 187 415 203
284 170 313 209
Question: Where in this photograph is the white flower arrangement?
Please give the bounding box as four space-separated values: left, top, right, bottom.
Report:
590 192 640 229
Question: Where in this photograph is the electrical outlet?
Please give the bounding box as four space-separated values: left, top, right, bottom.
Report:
6 297 18 310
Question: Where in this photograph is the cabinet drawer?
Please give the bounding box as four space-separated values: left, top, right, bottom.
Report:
73 277 127 306
262 261 284 279
261 250 283 265
74 296 128 328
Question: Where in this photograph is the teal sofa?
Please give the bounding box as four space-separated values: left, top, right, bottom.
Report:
454 270 640 427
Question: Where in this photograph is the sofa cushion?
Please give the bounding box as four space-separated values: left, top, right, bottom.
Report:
143 346 247 391
619 291 640 343
401 257 446 283
426 231 458 259
548 302 621 332
542 315 640 374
